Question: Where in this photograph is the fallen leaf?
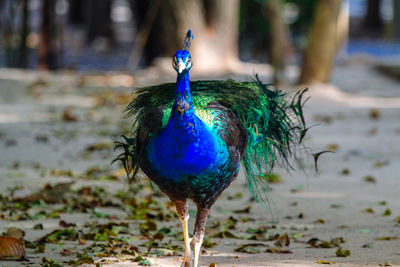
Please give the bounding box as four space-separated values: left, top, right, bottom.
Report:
227 192 243 200
383 209 391 216
362 243 373 248
233 205 251 214
341 168 350 175
317 259 336 264
363 176 376 184
234 243 266 254
13 182 73 204
153 248 174 256
60 248 74 256
33 224 44 230
34 244 45 253
363 208 375 214
37 228 78 243
379 262 393 266
62 108 78 122
326 143 339 151
139 258 152 266
274 232 290 247
42 257 62 267
266 247 292 254
208 263 217 267
139 220 157 235
212 230 237 239
376 236 400 241
264 173 282 183
85 142 113 152
0 236 26 259
202 237 217 248
369 108 380 120
307 237 345 248
336 247 351 257
314 218 325 224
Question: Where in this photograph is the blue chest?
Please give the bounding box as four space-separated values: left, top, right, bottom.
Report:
145 114 229 182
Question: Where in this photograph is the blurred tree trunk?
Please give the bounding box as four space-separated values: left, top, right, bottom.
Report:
87 0 114 48
364 0 382 31
298 0 342 84
18 0 29 68
160 0 239 72
68 0 86 25
393 0 400 39
2 0 16 67
39 0 59 70
264 0 290 85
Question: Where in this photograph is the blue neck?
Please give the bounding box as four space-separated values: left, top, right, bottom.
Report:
175 72 192 104
170 71 195 124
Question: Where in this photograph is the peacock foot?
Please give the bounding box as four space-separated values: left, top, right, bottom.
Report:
180 248 193 267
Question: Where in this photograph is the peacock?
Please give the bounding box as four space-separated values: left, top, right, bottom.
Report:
114 30 308 267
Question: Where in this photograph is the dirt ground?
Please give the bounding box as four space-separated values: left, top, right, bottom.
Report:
0 59 400 267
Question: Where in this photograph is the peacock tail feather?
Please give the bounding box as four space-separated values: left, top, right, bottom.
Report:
114 76 308 208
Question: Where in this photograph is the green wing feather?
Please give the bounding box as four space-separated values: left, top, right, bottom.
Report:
114 76 307 207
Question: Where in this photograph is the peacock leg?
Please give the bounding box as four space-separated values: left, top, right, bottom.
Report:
192 206 210 267
174 199 192 267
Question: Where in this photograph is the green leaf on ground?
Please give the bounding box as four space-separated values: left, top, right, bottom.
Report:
317 259 336 264
336 247 351 257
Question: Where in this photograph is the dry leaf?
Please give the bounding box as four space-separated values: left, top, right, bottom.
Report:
376 236 400 241
363 208 375 214
336 247 351 257
369 108 380 120
62 108 78 122
266 247 292 254
314 218 326 224
363 176 377 184
317 259 336 264
0 236 26 259
274 233 290 247
326 143 339 151
6 227 25 240
13 182 73 204
341 168 350 175
382 209 391 216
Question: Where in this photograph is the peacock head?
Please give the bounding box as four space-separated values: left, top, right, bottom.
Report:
172 30 193 74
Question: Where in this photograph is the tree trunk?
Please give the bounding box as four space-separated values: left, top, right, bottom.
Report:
38 0 60 70
298 0 342 84
393 0 400 39
206 0 240 67
264 0 290 84
38 0 50 70
87 0 113 47
18 0 29 68
160 0 239 73
364 0 382 31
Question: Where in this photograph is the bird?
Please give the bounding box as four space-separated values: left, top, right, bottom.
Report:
114 30 308 267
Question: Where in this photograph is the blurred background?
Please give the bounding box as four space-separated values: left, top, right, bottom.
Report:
0 0 399 85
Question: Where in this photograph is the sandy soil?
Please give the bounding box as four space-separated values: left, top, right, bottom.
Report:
0 59 399 267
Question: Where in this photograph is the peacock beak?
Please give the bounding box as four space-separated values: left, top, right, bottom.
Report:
177 60 186 73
